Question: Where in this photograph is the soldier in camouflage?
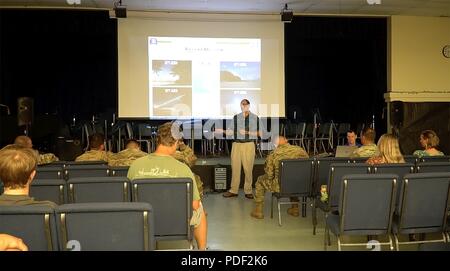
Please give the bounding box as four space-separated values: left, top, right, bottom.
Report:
251 135 309 219
350 127 380 158
109 139 148 166
13 135 59 165
173 140 204 198
75 133 114 163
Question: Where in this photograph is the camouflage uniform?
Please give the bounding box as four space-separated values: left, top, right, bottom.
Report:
173 142 204 197
38 153 59 165
350 143 379 159
108 148 148 167
254 143 309 203
75 150 114 163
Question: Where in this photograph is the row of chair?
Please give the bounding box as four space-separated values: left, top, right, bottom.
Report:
0 178 194 250
313 161 450 235
324 173 450 251
36 164 129 180
403 155 450 165
271 157 450 227
0 202 154 251
273 158 450 250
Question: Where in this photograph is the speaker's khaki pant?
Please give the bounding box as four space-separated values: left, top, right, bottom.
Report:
229 142 255 194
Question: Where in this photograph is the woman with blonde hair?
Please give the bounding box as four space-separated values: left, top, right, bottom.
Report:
413 130 444 158
366 133 405 165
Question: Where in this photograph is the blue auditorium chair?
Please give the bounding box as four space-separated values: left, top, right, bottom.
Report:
324 174 397 251
0 205 58 251
55 202 154 251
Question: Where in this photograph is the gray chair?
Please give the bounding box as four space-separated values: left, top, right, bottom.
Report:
271 158 314 226
416 162 450 173
324 174 397 251
55 202 154 251
36 166 64 179
419 155 450 163
392 173 450 250
64 161 108 167
110 166 130 177
0 205 58 251
131 178 193 249
285 122 306 149
42 161 67 167
349 157 369 163
403 155 418 165
313 162 371 235
314 157 350 194
303 123 315 154
419 243 450 251
137 123 154 153
314 123 333 154
30 179 67 205
64 164 110 179
67 177 130 203
372 163 415 207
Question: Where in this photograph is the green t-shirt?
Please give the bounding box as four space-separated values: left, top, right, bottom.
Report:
127 153 200 201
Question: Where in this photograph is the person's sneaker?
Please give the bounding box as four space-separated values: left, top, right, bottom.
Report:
223 192 238 198
245 194 254 199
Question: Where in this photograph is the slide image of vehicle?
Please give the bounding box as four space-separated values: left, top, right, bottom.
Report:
152 60 192 86
152 87 192 116
220 61 261 89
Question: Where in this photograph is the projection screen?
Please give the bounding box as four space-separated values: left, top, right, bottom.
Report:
118 12 285 119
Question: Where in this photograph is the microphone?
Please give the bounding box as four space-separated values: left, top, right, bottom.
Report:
0 104 10 115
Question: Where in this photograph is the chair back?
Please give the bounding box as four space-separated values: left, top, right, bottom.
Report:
338 174 397 235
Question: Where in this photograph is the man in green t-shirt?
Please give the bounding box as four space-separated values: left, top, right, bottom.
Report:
127 122 207 250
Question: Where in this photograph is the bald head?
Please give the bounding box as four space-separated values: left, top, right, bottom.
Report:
125 139 140 150
273 135 288 147
14 136 33 149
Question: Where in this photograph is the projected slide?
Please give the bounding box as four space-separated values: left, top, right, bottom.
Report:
149 37 261 118
220 62 261 89
152 60 192 86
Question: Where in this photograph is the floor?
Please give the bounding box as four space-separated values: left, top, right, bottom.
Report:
203 190 332 251
202 190 422 251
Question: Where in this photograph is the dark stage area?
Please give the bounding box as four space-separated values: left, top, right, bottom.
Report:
285 16 387 135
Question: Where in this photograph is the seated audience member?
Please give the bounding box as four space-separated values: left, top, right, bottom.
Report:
350 127 379 158
108 139 147 166
0 145 56 207
251 135 309 219
345 130 361 147
14 135 59 165
127 122 207 250
172 139 204 198
0 234 28 251
413 130 445 158
366 134 405 165
75 133 114 163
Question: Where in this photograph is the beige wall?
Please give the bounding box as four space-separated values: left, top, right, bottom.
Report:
386 15 450 102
